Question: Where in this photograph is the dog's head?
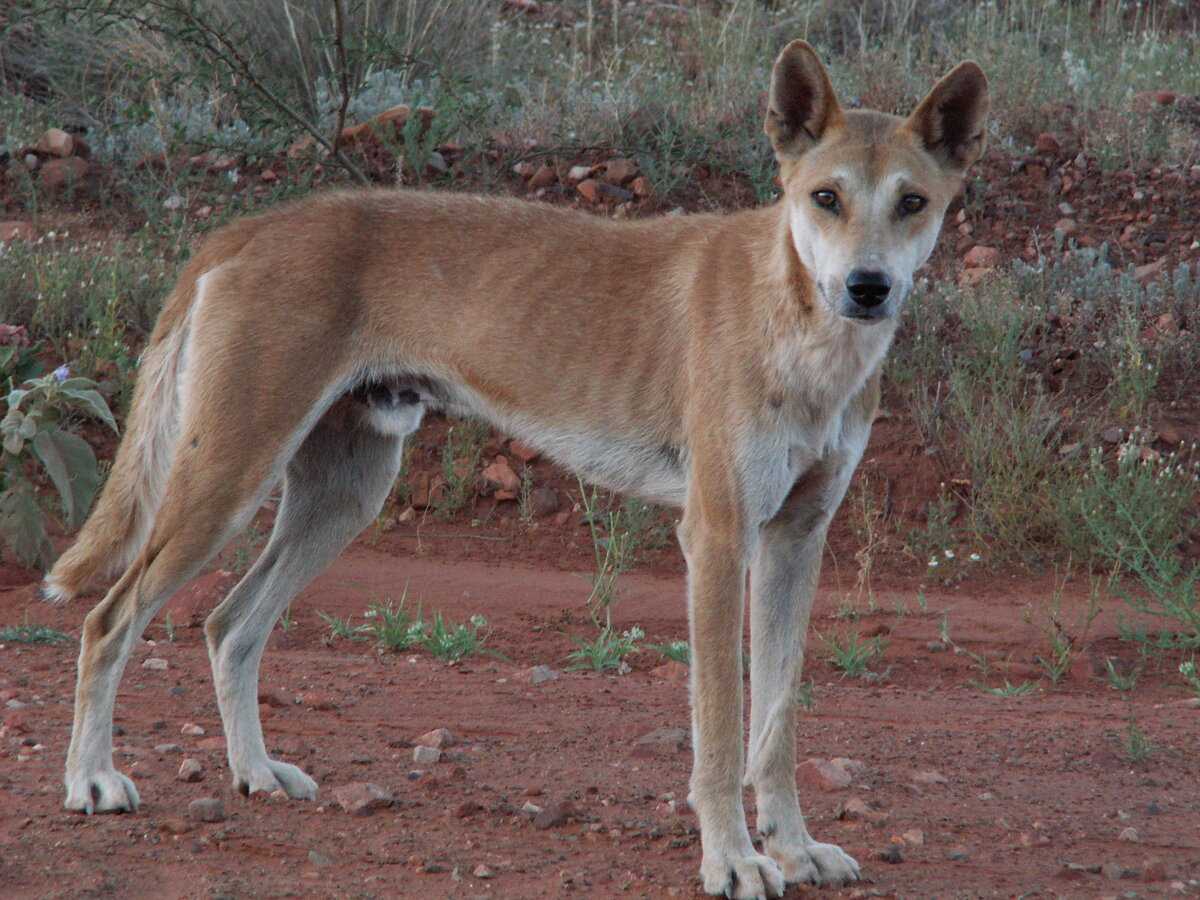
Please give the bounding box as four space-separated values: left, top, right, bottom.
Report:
765 41 989 323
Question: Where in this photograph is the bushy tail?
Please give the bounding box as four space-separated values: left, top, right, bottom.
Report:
41 277 199 603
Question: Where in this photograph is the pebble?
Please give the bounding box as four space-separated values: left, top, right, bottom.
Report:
521 801 542 815
154 743 182 754
878 843 904 864
308 849 334 867
962 245 1001 268
911 769 949 786
142 657 168 671
6 699 28 709
177 758 203 782
797 758 852 791
1119 826 1140 842
332 782 393 816
527 665 559 685
902 829 925 846
453 799 481 818
946 845 969 861
472 864 494 879
180 723 205 736
413 745 441 765
414 727 456 749
533 799 576 830
186 797 225 823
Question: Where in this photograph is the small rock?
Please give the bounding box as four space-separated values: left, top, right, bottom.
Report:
530 486 559 517
177 758 203 782
878 843 904 864
521 800 543 815
598 183 634 202
154 743 182 754
630 175 652 198
650 661 689 684
413 745 441 766
576 179 601 203
1134 257 1166 285
333 782 393 816
634 726 689 754
1102 861 1137 880
1058 201 1075 216
566 164 594 183
180 723 205 736
6 698 28 710
945 845 969 861
472 864 494 879
837 797 872 820
298 692 337 711
36 128 75 157
512 161 536 179
39 156 88 192
603 157 639 185
257 688 292 708
308 849 334 867
911 770 948 786
158 817 193 835
533 799 576 829
526 665 559 685
509 439 539 462
1119 827 1140 842
481 456 520 493
1101 426 1124 444
162 194 185 211
902 828 925 846
1054 218 1077 236
453 799 481 818
528 165 557 190
962 245 1001 269
1035 132 1061 155
414 727 456 749
187 797 225 823
142 657 168 671
797 758 852 791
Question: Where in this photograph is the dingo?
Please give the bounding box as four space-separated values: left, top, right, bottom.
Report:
47 41 987 897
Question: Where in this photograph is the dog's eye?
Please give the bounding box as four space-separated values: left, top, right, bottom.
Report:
812 190 839 212
899 194 927 216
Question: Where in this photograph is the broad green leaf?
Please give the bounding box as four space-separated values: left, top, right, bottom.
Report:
62 388 119 433
3 431 23 456
4 388 29 410
31 428 100 529
58 377 100 391
17 415 37 439
0 488 53 568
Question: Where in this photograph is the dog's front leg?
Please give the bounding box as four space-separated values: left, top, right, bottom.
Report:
743 458 862 887
681 472 785 899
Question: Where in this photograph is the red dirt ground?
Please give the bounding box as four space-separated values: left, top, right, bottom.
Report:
2 505 1199 898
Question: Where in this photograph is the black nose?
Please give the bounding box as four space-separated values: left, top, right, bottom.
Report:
845 269 891 307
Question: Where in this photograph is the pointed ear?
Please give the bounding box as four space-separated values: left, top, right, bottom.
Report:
905 61 990 171
764 40 843 159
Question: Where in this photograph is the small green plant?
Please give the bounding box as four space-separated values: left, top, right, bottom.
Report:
435 419 487 518
361 595 425 652
566 624 644 672
163 611 176 643
983 679 1037 698
421 611 488 661
796 679 816 712
1123 716 1154 763
646 639 689 665
1104 658 1139 693
1030 569 1102 685
0 367 118 567
578 479 637 628
317 610 365 643
822 629 886 680
277 604 295 632
0 621 71 644
1179 658 1200 701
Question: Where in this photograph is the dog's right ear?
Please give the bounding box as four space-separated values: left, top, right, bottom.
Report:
764 40 843 160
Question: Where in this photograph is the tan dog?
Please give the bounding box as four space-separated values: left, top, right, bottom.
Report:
46 41 987 898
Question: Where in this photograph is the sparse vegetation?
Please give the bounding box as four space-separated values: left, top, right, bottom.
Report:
0 621 71 644
822 628 887 680
647 639 689 665
566 624 644 673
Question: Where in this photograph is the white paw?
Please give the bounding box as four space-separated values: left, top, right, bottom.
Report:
700 845 785 899
64 767 141 814
763 836 860 886
233 757 317 799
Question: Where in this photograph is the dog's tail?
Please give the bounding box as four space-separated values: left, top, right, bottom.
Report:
41 225 253 604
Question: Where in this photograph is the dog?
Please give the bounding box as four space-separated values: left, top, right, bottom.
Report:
45 40 987 898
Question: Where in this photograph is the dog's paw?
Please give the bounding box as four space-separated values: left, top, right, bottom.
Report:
64 767 141 815
700 846 785 899
763 836 860 886
233 757 317 800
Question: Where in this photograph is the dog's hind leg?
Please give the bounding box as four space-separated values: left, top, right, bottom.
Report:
744 405 875 886
64 419 305 814
204 398 412 799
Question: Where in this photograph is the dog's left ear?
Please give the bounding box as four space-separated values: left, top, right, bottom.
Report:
764 40 843 159
905 61 990 171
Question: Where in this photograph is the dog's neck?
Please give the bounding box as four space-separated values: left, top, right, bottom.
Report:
760 204 897 426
